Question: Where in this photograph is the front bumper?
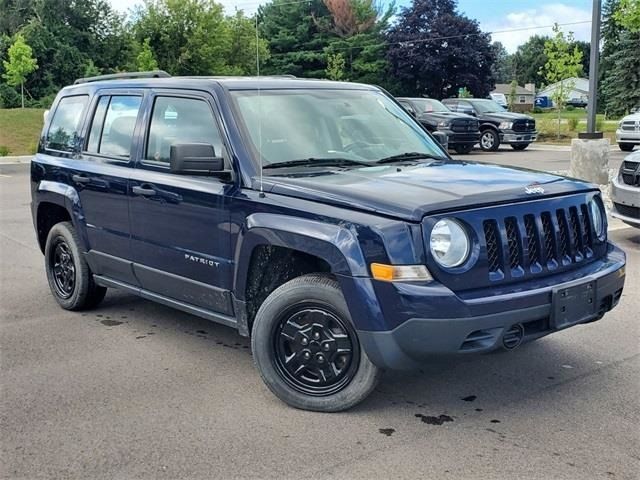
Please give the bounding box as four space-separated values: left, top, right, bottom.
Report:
611 175 640 226
357 243 625 369
441 129 480 146
616 129 640 144
501 131 537 144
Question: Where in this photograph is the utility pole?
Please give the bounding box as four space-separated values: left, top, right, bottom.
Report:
585 0 602 136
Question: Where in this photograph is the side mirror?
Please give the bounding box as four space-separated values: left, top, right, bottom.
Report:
462 109 476 117
432 131 448 149
170 143 224 175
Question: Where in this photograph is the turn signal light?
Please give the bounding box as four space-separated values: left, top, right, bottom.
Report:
370 263 433 282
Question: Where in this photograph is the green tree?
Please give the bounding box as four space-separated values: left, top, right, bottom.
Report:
491 41 511 84
541 24 583 138
2 33 38 108
614 0 640 31
510 35 548 88
137 38 159 71
325 52 346 80
601 30 640 116
133 0 266 76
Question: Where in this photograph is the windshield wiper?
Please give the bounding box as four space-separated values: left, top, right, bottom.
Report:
263 157 370 169
375 152 445 165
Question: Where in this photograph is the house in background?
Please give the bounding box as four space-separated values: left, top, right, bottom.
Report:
537 77 589 107
491 83 536 112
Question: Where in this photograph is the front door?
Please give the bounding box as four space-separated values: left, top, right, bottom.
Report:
129 91 234 315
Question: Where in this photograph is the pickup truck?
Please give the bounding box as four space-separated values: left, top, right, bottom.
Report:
31 72 625 411
443 98 537 151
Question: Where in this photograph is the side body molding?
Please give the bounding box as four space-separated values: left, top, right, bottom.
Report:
233 213 369 298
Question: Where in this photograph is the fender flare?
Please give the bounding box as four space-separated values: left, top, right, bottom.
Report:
233 213 369 299
35 180 88 251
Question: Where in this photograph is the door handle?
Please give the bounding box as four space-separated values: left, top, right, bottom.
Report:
72 174 91 184
132 185 157 197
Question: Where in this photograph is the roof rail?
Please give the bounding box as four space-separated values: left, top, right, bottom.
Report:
74 70 171 85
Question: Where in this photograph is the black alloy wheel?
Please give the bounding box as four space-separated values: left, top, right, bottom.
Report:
273 304 359 396
50 239 76 299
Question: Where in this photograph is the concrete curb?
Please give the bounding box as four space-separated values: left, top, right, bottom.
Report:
0 155 32 165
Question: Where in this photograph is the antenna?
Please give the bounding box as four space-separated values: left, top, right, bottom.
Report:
256 14 265 198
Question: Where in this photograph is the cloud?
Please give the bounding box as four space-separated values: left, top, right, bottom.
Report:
482 3 592 53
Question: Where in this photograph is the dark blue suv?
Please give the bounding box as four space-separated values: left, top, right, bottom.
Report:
31 72 626 411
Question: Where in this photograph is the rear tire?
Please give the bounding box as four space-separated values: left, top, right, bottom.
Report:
251 274 381 412
44 221 107 310
480 129 500 151
619 143 635 152
453 144 474 154
510 143 530 151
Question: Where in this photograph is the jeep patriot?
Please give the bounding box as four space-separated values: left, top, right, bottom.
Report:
31 72 626 411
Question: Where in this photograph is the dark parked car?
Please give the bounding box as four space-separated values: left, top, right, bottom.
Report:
566 97 588 108
32 72 625 412
443 98 537 151
396 97 480 154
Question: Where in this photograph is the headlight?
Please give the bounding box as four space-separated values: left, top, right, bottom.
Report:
498 121 513 129
437 120 451 128
429 219 470 268
589 198 606 240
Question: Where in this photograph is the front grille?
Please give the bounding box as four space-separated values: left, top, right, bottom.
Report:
512 119 536 132
621 161 640 186
451 119 479 132
483 204 596 278
614 202 640 219
621 121 637 131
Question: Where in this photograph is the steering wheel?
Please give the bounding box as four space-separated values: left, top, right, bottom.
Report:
343 141 373 153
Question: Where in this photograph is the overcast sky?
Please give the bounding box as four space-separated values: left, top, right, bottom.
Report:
107 0 593 53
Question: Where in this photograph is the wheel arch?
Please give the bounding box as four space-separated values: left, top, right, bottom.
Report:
233 214 369 335
34 181 84 253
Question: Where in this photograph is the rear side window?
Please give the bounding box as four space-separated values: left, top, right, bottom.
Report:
46 95 88 152
86 95 142 158
145 96 222 163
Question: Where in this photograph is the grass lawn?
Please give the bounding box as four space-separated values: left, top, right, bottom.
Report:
0 108 45 156
532 109 619 144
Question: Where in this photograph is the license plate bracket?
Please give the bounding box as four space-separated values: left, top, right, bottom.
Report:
552 280 597 330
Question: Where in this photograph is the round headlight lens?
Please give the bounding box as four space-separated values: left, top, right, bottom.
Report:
589 198 605 239
430 219 470 268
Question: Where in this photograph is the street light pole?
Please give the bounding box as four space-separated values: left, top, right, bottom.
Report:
586 0 602 135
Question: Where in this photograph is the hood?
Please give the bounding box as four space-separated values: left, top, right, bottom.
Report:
622 113 640 121
417 111 476 123
481 111 534 121
257 161 595 221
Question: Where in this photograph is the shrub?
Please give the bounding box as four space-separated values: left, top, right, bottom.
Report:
532 106 543 113
566 105 575 111
596 118 604 132
568 117 579 131
0 145 10 156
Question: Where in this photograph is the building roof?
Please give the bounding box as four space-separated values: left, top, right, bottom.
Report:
538 77 589 96
492 84 534 95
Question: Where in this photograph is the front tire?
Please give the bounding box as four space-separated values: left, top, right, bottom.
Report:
44 221 106 310
619 143 635 152
510 143 530 151
480 129 500 151
251 274 381 412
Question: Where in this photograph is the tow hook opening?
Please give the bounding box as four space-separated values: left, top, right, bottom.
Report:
502 323 525 350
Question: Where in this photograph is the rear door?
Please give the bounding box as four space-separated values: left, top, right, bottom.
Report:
128 90 234 315
77 91 144 284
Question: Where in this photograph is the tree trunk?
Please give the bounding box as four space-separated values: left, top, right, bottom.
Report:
21 82 24 109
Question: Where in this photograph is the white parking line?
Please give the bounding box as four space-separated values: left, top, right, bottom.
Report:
609 224 632 232
0 174 12 178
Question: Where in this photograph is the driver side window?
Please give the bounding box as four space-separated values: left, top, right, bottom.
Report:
145 96 223 164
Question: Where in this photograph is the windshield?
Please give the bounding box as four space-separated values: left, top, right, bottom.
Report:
230 89 445 168
411 98 450 113
471 99 505 113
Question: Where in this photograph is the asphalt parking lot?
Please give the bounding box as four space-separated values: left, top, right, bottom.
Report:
1 156 638 480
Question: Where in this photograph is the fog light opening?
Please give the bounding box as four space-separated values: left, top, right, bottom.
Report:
502 323 524 350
